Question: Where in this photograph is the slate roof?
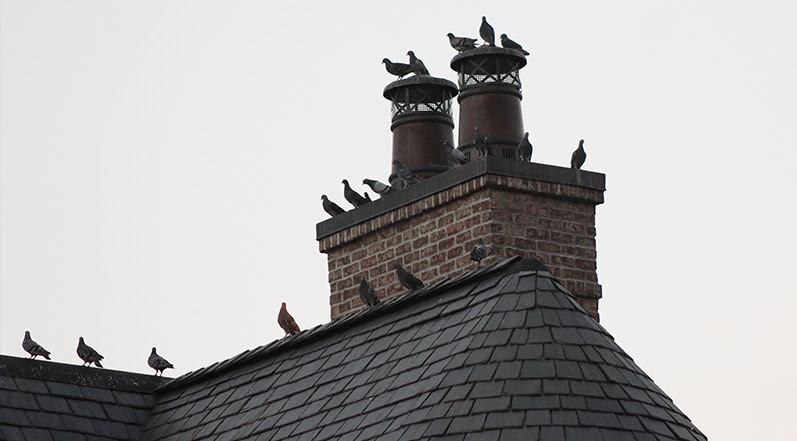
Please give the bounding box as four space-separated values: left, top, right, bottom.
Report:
0 355 168 441
138 257 706 441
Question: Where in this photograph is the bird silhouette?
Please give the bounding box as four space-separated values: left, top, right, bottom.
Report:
148 347 174 376
447 33 477 52
480 16 495 46
474 127 493 157
382 58 414 79
359 278 380 307
321 195 346 217
342 179 370 207
278 302 300 337
571 139 587 169
470 239 488 266
392 160 420 187
518 132 533 162
500 33 530 55
363 178 396 196
406 51 429 76
394 264 424 291
77 337 104 367
22 331 51 360
444 140 469 165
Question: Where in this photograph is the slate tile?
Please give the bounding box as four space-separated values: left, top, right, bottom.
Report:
68 400 107 419
102 403 139 423
563 426 602 441
465 429 501 441
520 360 555 378
80 387 116 404
91 419 128 438
505 378 541 395
539 425 565 441
112 390 150 408
500 427 540 441
551 409 578 425
448 413 486 433
469 380 504 399
639 416 676 437
12 378 48 394
513 394 559 410
542 379 570 395
541 309 561 326
554 360 583 379
468 364 497 382
509 328 528 345
0 390 39 410
494 361 522 380
577 410 624 429
580 363 607 382
483 312 506 332
616 414 644 431
527 327 552 344
599 428 637 441
524 409 551 425
472 396 511 413
517 343 544 360
20 427 54 441
45 382 84 400
0 426 24 441
559 395 587 410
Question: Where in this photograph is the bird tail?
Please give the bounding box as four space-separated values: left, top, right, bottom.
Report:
94 360 103 368
43 354 52 360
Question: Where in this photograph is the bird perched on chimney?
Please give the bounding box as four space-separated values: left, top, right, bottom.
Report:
392 160 420 187
447 32 477 52
406 51 429 76
500 33 530 55
278 302 300 337
394 264 424 291
148 347 174 376
363 178 396 196
474 127 493 157
470 239 488 266
359 278 380 307
382 58 414 79
571 139 587 169
342 179 370 207
444 140 469 165
321 195 346 217
77 337 104 367
22 331 51 360
518 132 533 162
480 16 495 46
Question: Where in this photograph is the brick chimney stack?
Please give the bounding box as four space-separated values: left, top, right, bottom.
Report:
318 45 605 322
383 76 458 189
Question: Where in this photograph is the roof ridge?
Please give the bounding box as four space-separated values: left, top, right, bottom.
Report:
157 256 524 392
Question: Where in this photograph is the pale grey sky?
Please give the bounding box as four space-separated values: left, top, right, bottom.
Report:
2 1 796 440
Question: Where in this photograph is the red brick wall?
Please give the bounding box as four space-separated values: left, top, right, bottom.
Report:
319 174 604 321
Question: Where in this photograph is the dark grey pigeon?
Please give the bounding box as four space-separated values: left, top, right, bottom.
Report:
382 58 414 79
77 337 104 367
358 278 380 307
480 16 495 46
364 192 372 202
394 264 424 291
363 178 396 196
392 160 420 186
571 139 587 169
518 132 533 162
22 331 51 360
148 347 174 376
321 195 346 217
406 51 429 76
500 33 530 55
444 140 469 165
342 179 369 207
447 33 477 52
470 239 488 266
474 127 493 157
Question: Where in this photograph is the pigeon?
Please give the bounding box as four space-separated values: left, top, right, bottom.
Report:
571 139 587 169
470 239 488 266
148 347 174 376
500 33 530 55
364 192 372 202
518 132 533 162
447 33 477 52
321 195 346 217
22 331 51 360
358 278 380 307
278 302 300 337
392 160 420 186
342 179 370 207
480 16 495 46
394 263 424 291
363 178 396 196
382 58 414 79
406 51 429 76
77 337 104 367
443 140 469 165
474 127 493 157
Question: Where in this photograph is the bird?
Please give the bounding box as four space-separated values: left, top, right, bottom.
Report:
382 58 414 79
474 127 493 157
22 331 51 360
447 33 477 52
394 263 424 291
363 178 396 196
342 179 370 207
571 139 587 169
443 140 469 165
278 302 301 337
406 51 429 76
363 192 372 202
148 347 174 376
321 195 346 217
358 278 380 307
392 160 420 186
480 16 495 46
470 239 488 266
518 132 533 162
77 337 104 367
500 33 530 55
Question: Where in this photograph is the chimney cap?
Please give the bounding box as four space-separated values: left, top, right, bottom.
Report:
450 46 527 73
382 76 458 102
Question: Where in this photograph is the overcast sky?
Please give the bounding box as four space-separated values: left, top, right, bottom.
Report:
1 1 795 440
